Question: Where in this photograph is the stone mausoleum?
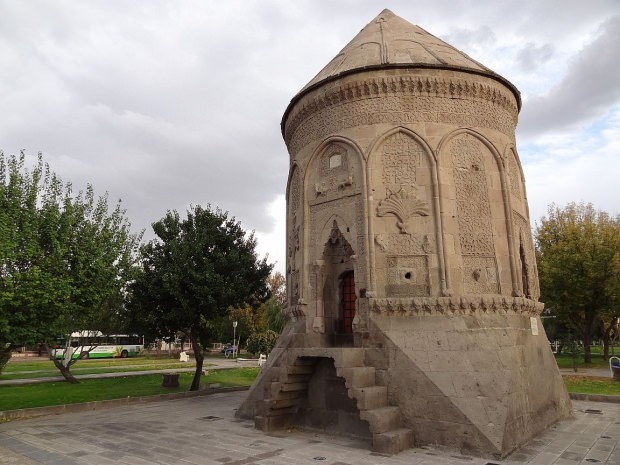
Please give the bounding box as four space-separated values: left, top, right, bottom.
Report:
238 9 571 458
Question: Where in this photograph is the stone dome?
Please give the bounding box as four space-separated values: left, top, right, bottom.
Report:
284 8 520 127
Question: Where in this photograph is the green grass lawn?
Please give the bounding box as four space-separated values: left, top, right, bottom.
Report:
1 363 197 380
563 376 620 396
0 367 259 411
4 356 193 372
554 354 610 370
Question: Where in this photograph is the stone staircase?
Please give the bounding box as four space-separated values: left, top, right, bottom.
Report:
334 349 413 455
255 348 413 455
254 356 318 431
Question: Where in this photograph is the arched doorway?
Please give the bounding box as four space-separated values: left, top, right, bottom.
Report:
321 219 356 344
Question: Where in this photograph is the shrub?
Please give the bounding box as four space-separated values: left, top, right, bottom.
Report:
246 330 278 355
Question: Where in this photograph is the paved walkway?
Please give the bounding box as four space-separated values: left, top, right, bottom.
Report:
0 391 618 464
0 358 260 386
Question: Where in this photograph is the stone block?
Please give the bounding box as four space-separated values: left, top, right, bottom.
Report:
360 406 401 434
372 428 414 455
351 386 388 410
337 366 376 388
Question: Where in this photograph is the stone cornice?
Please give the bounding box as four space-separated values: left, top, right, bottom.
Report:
283 72 519 146
369 295 544 316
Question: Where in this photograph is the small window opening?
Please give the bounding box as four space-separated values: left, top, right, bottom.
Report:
329 154 342 169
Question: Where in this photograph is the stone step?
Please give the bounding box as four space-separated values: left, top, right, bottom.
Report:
279 382 308 392
337 366 376 388
267 398 300 410
287 365 315 375
373 428 414 455
294 357 317 366
332 348 365 368
360 406 401 434
350 386 388 410
254 413 292 431
281 372 312 384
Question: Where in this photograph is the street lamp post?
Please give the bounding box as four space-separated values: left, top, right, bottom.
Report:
232 321 238 359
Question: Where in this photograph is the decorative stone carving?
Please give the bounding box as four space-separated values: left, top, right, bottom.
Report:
377 185 430 234
513 211 540 300
310 260 326 333
451 134 496 256
290 168 301 214
463 256 500 294
374 233 433 255
311 143 357 202
375 234 388 252
381 131 422 189
369 295 544 316
506 148 522 200
386 255 430 296
323 220 354 264
284 76 519 154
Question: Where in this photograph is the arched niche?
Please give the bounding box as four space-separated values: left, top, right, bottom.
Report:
436 129 519 297
366 127 447 297
286 163 303 307
303 137 368 297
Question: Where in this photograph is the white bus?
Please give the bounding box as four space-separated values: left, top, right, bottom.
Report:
53 331 144 359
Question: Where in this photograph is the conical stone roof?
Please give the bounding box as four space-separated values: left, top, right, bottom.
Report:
288 9 520 111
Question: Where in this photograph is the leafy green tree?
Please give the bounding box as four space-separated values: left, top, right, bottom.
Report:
246 330 278 356
128 205 273 391
0 151 142 379
536 202 620 363
261 297 286 333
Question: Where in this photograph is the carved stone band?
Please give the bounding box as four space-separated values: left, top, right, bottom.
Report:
369 295 544 316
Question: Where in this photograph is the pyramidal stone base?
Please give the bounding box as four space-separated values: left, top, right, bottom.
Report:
237 307 571 458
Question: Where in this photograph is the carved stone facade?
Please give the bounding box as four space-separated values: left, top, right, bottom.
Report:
239 9 570 459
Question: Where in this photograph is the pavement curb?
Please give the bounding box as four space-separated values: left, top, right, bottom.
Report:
569 392 620 403
0 386 249 423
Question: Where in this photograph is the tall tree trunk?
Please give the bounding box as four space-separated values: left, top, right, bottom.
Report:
53 360 80 384
44 343 80 384
0 344 12 374
603 338 610 361
582 327 592 364
189 331 203 391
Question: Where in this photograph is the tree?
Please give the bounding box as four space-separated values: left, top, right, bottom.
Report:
128 205 273 391
536 202 620 363
266 271 286 308
261 297 286 333
246 330 278 356
0 151 142 379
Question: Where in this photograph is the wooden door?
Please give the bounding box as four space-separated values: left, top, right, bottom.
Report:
342 271 356 334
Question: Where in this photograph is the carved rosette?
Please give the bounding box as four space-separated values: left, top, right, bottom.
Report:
369 296 544 316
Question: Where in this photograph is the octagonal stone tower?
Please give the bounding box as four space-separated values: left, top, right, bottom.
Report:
238 9 571 458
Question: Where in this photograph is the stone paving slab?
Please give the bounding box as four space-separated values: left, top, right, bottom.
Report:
0 391 618 464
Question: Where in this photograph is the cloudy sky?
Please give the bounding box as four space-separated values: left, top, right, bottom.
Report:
1 0 619 273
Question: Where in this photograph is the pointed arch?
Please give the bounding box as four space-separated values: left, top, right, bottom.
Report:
366 127 448 296
302 136 370 295
285 162 304 307
437 128 520 297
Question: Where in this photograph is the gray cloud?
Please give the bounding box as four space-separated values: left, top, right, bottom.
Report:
518 16 620 137
516 43 555 71
0 0 619 266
